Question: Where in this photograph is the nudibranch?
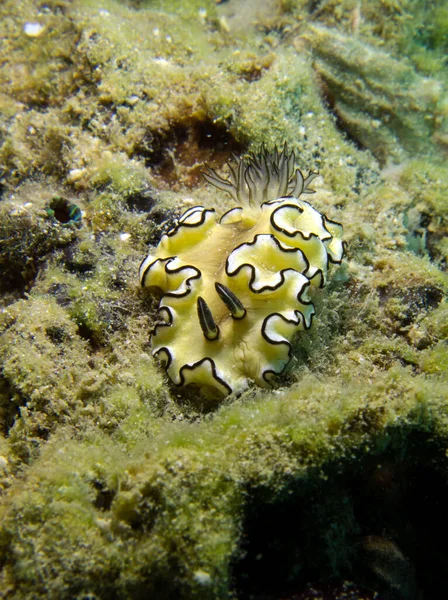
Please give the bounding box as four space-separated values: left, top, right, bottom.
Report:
140 145 344 397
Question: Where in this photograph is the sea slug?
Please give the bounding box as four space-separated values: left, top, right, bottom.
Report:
140 145 344 398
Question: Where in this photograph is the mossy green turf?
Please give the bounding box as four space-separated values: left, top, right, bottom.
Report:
0 369 446 598
0 0 447 598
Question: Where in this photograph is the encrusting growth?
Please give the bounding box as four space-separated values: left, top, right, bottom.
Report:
139 145 344 398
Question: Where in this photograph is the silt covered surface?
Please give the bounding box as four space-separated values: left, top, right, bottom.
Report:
0 0 447 598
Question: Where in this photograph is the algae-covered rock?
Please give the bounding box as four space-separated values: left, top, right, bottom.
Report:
305 24 447 163
1 370 447 598
0 0 447 598
0 187 79 297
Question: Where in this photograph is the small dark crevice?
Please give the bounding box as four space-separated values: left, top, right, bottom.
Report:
379 284 444 331
133 117 245 188
75 322 103 351
125 187 158 213
45 324 70 344
0 377 22 436
46 196 82 225
143 208 183 248
93 480 116 511
62 241 96 277
47 282 72 307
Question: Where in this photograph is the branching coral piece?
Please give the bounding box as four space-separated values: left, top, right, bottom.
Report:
140 146 344 398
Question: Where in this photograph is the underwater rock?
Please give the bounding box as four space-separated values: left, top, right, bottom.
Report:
0 194 78 296
361 535 418 599
305 25 447 163
0 1 447 599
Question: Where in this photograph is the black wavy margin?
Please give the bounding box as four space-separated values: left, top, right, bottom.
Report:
151 304 173 338
321 236 345 273
218 206 243 225
140 256 202 299
151 277 315 395
262 197 298 208
217 199 345 269
178 357 233 395
225 233 310 293
178 205 206 221
259 278 315 383
270 203 346 273
218 198 302 224
322 214 345 265
163 261 202 299
152 312 232 395
143 197 344 394
323 214 344 230
151 278 315 393
165 207 216 238
268 199 345 269
153 346 173 371
140 256 172 287
270 202 332 243
308 268 325 289
139 252 159 277
327 239 347 265
260 301 316 385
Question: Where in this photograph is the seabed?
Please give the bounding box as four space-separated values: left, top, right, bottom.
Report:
0 1 447 598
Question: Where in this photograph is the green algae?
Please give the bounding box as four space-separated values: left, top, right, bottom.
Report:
0 186 78 297
0 0 447 597
1 369 447 598
305 23 447 163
